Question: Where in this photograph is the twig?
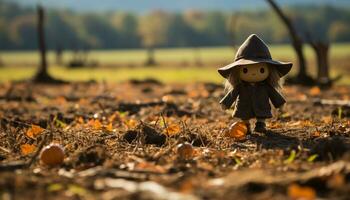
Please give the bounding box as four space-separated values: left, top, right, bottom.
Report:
313 98 350 108
0 146 11 154
0 117 52 171
160 113 169 136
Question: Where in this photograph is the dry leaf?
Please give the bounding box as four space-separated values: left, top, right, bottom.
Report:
288 184 316 200
21 144 36 155
26 125 45 139
312 131 321 137
77 117 84 124
309 87 321 96
327 174 345 189
88 119 102 130
165 123 181 136
125 119 137 129
225 122 247 140
269 121 282 129
78 98 88 105
105 123 113 131
288 120 315 128
321 116 333 124
161 95 175 103
179 179 195 193
108 112 119 123
54 96 67 104
135 162 166 173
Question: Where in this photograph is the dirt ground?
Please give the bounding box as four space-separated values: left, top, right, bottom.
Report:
0 80 349 200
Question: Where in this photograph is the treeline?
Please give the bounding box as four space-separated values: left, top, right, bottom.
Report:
0 1 350 50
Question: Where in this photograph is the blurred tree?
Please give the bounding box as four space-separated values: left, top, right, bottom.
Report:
138 11 170 65
32 5 63 83
8 14 36 49
329 21 350 42
46 11 82 50
1 0 350 50
82 14 120 49
227 13 238 50
203 12 228 46
110 12 140 48
266 0 314 85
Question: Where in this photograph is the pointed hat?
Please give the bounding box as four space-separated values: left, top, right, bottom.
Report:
218 34 292 78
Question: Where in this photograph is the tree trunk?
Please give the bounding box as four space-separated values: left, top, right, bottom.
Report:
33 5 64 83
266 0 313 83
312 42 331 86
145 47 156 66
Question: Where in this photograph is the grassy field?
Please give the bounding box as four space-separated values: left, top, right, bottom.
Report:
0 44 349 83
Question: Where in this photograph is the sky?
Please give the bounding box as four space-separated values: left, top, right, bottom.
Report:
11 0 350 12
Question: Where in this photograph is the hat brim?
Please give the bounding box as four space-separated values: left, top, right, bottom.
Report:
218 58 292 79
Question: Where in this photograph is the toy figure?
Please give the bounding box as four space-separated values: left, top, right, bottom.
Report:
218 34 292 133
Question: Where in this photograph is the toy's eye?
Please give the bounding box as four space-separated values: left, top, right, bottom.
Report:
243 68 248 73
260 67 265 73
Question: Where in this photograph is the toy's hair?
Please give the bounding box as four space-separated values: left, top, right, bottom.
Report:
224 65 282 93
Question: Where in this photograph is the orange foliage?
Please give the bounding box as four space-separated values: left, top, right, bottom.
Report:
165 123 181 136
21 144 36 155
26 125 44 139
135 162 166 173
88 119 102 130
105 123 113 132
309 87 321 96
225 122 247 140
288 184 316 200
125 119 137 129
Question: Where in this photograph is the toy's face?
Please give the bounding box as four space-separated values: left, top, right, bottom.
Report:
239 63 269 83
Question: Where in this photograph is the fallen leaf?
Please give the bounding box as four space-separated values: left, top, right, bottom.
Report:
135 162 166 173
311 131 321 137
88 119 102 130
321 116 333 124
21 144 36 155
327 174 345 189
125 119 137 129
108 112 119 123
77 117 84 124
287 184 316 200
105 123 113 131
161 95 175 103
269 121 282 129
26 125 44 139
165 123 181 136
179 179 195 193
54 96 67 104
309 87 321 96
225 122 247 140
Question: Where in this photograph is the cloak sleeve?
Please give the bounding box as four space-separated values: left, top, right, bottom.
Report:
266 84 286 108
219 87 239 109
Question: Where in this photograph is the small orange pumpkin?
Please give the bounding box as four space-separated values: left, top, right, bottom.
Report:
40 143 65 166
225 122 248 140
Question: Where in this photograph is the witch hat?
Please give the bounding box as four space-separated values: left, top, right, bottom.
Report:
218 34 292 78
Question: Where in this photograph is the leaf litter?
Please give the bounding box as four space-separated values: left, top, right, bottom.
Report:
0 82 349 199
